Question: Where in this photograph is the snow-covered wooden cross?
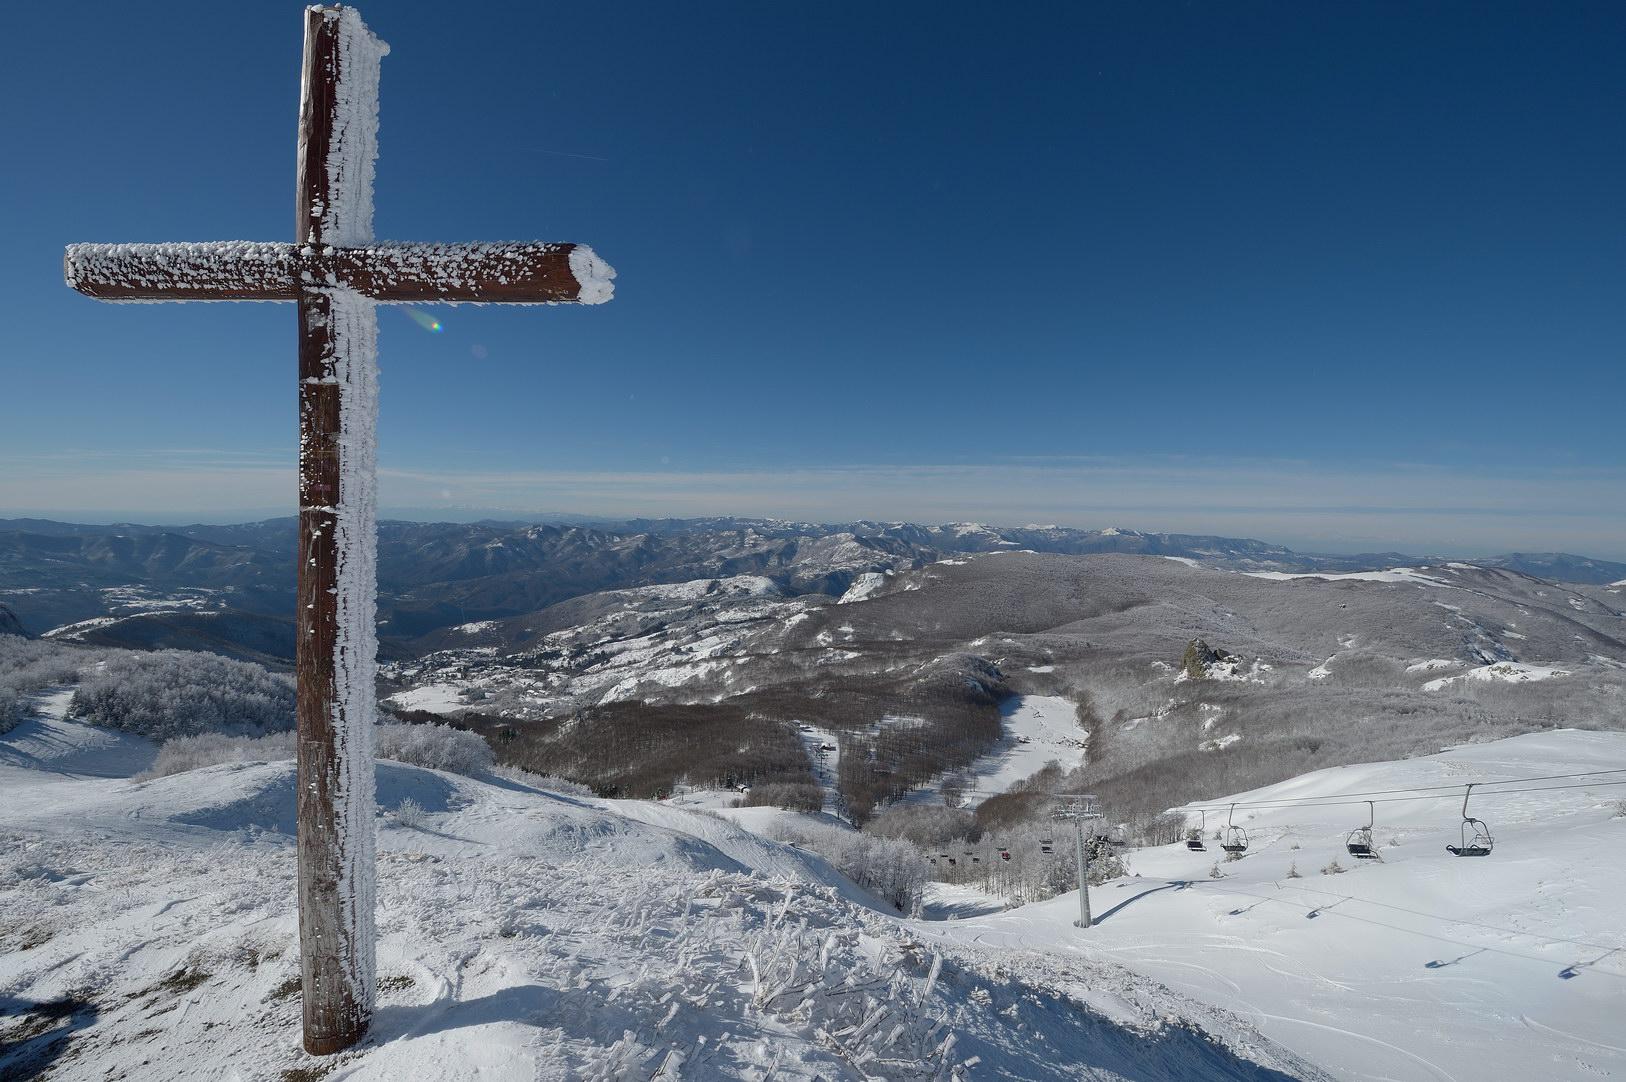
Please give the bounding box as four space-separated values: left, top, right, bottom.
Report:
63 6 614 1055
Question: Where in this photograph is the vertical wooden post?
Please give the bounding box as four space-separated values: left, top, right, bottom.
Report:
297 290 370 1054
295 7 376 1054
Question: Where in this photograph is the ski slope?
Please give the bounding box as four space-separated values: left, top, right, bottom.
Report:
915 730 1626 1082
956 695 1089 807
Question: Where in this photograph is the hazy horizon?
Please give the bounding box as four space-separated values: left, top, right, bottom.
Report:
4 495 1622 564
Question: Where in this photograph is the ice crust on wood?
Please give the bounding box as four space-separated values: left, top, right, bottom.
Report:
325 285 380 1014
309 6 388 248
64 241 609 305
568 244 617 305
65 242 292 299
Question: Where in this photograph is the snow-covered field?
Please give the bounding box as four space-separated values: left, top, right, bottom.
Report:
384 682 470 714
1420 661 1572 692
3 689 1621 1082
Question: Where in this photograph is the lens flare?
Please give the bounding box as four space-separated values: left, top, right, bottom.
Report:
401 307 443 333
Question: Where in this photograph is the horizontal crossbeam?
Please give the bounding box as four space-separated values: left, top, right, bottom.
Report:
64 240 614 305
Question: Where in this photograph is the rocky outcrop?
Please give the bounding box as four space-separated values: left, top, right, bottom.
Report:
1181 637 1238 679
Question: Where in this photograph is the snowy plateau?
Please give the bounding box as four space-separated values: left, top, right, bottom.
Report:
3 692 1624 1082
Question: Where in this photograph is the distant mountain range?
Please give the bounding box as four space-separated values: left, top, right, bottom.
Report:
2 515 1623 658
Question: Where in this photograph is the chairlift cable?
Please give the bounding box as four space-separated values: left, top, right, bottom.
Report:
1183 776 1626 815
1184 767 1626 810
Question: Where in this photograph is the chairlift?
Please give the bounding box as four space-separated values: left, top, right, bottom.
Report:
1346 800 1378 859
999 849 1011 861
1185 809 1208 851
1040 837 1054 854
1446 783 1494 857
1220 803 1248 854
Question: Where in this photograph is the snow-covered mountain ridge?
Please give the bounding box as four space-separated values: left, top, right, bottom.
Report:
379 551 1625 823
3 516 1622 652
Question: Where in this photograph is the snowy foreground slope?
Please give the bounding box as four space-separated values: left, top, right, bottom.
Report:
2 702 1620 1082
2 701 1322 1082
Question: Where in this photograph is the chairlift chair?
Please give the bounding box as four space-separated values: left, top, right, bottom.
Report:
1346 800 1379 859
1446 784 1494 857
1185 809 1208 851
1220 804 1249 854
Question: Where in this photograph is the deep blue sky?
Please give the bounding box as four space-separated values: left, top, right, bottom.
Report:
4 2 1623 558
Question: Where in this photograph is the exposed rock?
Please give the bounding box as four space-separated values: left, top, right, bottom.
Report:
1181 637 1239 679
